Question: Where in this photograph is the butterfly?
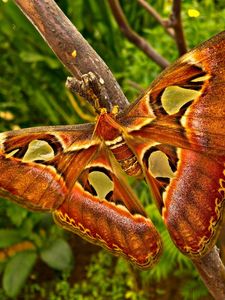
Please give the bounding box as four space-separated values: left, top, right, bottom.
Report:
0 31 224 269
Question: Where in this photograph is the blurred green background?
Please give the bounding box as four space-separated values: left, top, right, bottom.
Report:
0 0 224 299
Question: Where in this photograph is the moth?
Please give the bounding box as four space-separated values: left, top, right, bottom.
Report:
0 31 225 269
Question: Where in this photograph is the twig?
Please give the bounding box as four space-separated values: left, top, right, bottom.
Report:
108 0 169 69
14 0 129 112
125 79 144 93
193 247 225 300
169 0 187 55
137 0 175 38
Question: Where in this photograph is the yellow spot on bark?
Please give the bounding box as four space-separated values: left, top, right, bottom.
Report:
71 50 77 58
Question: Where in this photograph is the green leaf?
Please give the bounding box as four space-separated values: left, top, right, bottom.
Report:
0 229 22 248
6 204 28 227
19 51 60 69
40 238 73 271
0 262 6 275
3 251 37 298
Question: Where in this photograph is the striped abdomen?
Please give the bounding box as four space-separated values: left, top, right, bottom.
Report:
106 136 142 177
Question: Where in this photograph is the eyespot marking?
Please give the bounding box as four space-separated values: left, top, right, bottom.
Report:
88 171 114 200
161 86 200 115
191 74 210 82
5 149 20 158
148 151 174 179
22 140 55 163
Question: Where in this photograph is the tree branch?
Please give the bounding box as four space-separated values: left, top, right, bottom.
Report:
193 247 225 300
14 0 129 112
137 0 175 39
108 0 169 69
169 0 187 55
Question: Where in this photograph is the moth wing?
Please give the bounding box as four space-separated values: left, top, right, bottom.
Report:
137 141 225 257
162 149 225 258
121 31 225 257
53 146 162 268
0 125 162 268
0 124 98 210
121 31 225 155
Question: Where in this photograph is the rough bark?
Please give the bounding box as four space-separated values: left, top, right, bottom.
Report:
14 0 129 111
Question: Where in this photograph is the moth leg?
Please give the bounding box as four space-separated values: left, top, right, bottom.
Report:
66 72 110 111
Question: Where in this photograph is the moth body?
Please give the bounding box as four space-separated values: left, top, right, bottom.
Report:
95 110 143 177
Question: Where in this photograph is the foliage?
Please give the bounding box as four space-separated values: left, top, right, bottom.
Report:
0 202 73 297
3 251 37 298
0 0 224 299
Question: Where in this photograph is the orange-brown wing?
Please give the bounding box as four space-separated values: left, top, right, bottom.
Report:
0 124 97 210
132 140 225 258
121 31 225 155
53 146 162 268
162 149 225 258
120 31 225 258
0 125 162 268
